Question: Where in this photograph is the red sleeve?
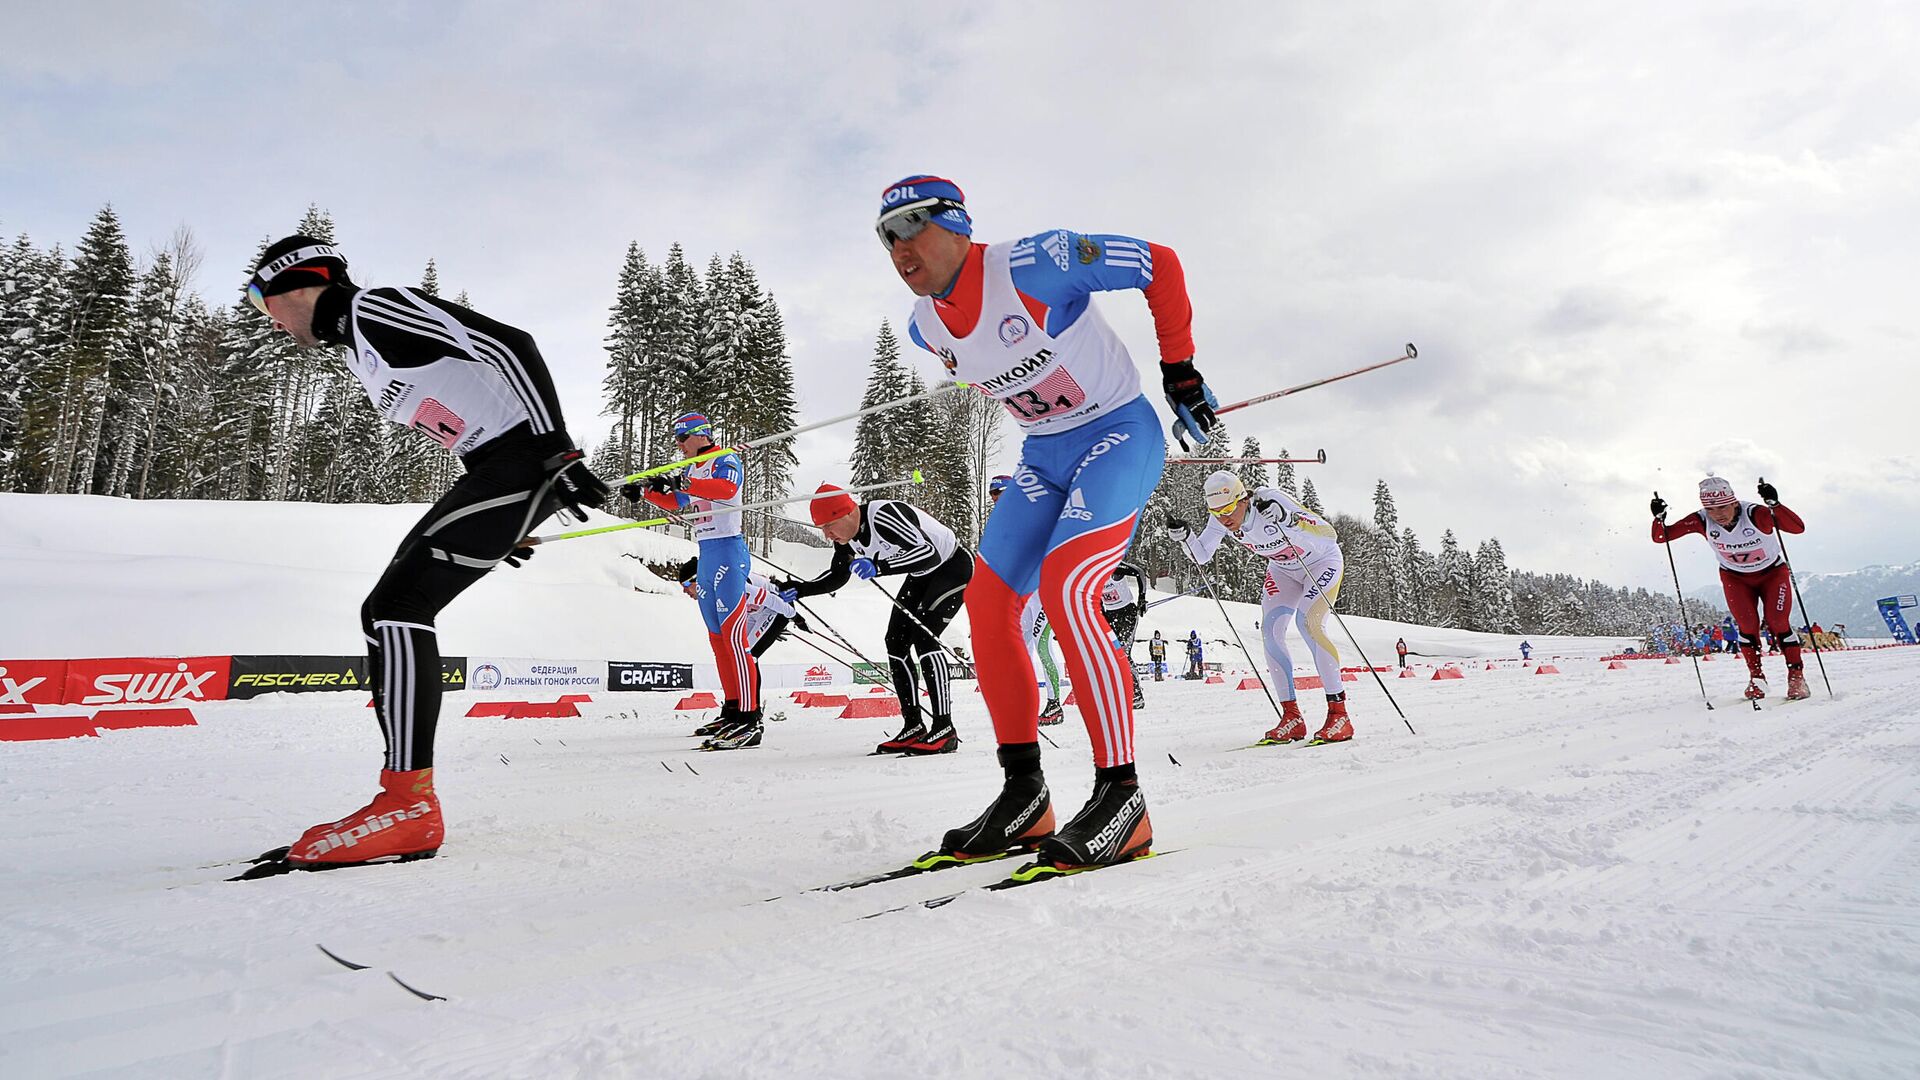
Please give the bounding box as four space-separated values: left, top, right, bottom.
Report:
1652 513 1706 544
1144 243 1196 364
683 476 739 501
643 490 679 512
1756 504 1805 534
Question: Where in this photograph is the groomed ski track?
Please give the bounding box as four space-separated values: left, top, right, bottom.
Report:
3 647 1914 1078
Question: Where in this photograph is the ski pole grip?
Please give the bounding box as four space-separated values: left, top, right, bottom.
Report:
1405 343 1418 358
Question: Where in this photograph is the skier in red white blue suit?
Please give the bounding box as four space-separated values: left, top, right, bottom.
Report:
877 174 1222 871
623 412 760 749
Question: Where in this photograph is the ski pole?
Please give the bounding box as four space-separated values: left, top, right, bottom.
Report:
1328 607 1413 732
1212 345 1417 419
1145 587 1205 610
1181 546 1289 728
1166 450 1327 466
1759 478 1834 698
746 550 925 670
1654 491 1715 712
619 383 973 484
525 474 922 546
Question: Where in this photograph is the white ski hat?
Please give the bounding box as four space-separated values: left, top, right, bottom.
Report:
1204 470 1247 515
1698 476 1738 508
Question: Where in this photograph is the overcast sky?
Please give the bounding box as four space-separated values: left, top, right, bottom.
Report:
4 2 1913 589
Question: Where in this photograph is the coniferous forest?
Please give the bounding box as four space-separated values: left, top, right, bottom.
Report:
1 206 1716 637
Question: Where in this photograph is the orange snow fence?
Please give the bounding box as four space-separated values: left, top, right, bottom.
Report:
790 691 813 706
1064 689 1078 705
1534 665 1561 675
93 707 198 730
807 694 850 708
1432 667 1465 681
1204 675 1224 684
1665 656 1683 665
558 694 593 704
466 701 529 717
1398 668 1418 678
1236 677 1264 690
840 696 902 719
504 701 580 719
1606 661 1628 670
674 692 720 710
1342 671 1358 682
869 685 891 694
1295 675 1324 690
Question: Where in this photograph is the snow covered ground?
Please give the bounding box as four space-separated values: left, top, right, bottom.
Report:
2 493 1917 1078
1 650 1914 1078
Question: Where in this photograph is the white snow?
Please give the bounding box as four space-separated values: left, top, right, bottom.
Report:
2 493 1917 1078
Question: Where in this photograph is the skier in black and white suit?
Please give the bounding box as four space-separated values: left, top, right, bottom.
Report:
785 483 973 755
246 235 607 872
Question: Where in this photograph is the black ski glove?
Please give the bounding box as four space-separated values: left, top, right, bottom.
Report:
539 446 609 522
1650 495 1667 521
646 472 684 495
1161 358 1219 449
503 543 537 569
1756 480 1779 505
1165 516 1194 541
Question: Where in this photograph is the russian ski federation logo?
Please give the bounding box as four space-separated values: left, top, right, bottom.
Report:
998 314 1030 346
1061 488 1093 522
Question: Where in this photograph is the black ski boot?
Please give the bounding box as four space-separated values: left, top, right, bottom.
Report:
1036 766 1152 868
939 744 1054 859
875 720 927 755
703 709 763 751
900 716 960 755
1037 698 1064 726
694 702 737 738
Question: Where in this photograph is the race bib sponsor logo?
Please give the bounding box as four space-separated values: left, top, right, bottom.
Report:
998 313 1030 346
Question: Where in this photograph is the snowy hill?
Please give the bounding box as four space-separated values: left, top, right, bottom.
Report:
2 493 1916 1078
0 492 1629 665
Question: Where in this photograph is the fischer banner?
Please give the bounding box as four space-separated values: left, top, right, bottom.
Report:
467 658 606 693
63 656 232 707
228 655 466 699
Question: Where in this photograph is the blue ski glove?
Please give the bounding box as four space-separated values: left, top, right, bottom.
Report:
777 587 799 605
851 557 880 580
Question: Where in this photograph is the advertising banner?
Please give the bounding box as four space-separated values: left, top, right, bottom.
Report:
0 660 70 706
228 655 466 699
605 661 695 692
467 658 605 693
62 656 232 707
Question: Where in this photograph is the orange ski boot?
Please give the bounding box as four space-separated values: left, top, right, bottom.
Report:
1262 700 1308 744
1311 696 1354 744
287 768 443 868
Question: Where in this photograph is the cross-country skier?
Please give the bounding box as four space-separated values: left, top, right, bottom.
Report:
784 484 973 754
877 174 1220 869
675 556 802 746
245 236 608 872
622 412 761 749
1651 477 1811 700
1102 562 1150 709
1149 631 1168 682
1520 640 1533 662
1168 471 1351 744
1187 630 1204 679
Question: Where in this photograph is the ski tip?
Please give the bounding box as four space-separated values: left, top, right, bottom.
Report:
316 943 371 971
388 972 447 1002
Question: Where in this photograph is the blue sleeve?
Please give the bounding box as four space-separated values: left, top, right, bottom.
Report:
711 453 742 486
1006 230 1159 337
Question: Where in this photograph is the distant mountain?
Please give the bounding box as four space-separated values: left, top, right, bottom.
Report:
1693 560 1920 637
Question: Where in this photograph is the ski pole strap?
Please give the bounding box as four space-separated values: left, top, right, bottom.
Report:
1213 345 1416 418
1166 450 1326 466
